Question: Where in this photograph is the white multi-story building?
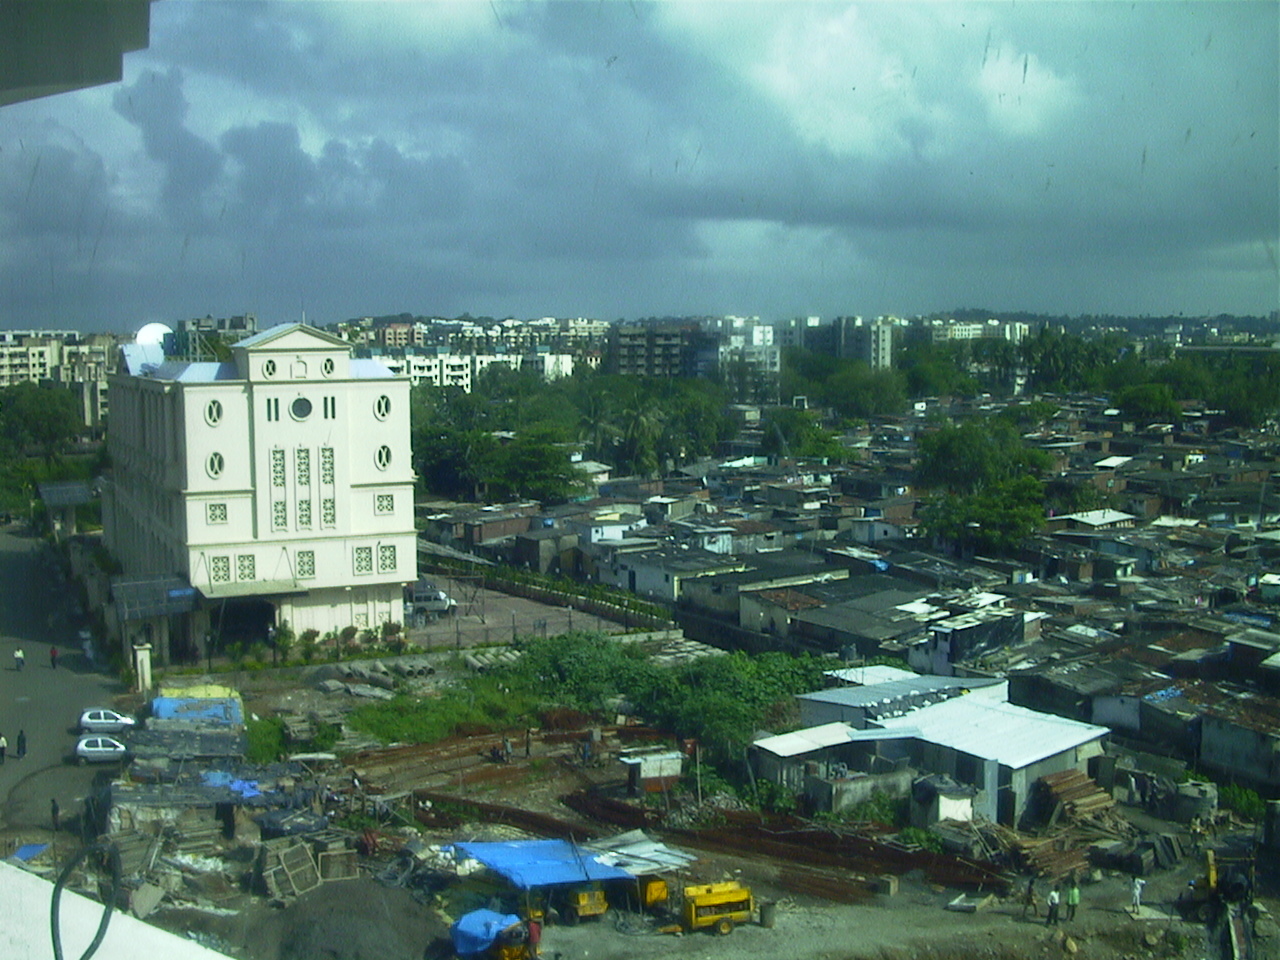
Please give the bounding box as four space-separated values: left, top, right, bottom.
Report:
103 323 417 659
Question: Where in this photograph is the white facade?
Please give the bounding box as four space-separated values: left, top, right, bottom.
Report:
104 323 417 639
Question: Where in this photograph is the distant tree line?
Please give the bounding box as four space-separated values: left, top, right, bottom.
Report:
411 366 735 501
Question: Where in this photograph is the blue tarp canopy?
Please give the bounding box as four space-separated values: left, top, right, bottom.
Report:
151 697 244 726
450 839 633 890
451 909 522 957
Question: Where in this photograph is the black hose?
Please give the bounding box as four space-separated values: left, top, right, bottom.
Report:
50 840 122 960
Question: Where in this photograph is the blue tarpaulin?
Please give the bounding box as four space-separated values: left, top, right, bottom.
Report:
13 843 48 862
450 839 633 889
151 697 244 726
451 909 522 957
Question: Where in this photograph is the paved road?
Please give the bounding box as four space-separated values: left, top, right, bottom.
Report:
0 524 123 838
406 574 629 651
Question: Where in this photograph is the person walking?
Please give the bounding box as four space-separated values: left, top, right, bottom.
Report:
0 732 7 764
1131 876 1146 915
51 798 60 833
16 729 25 759
1066 876 1081 921
1046 885 1061 927
50 646 58 670
14 647 23 671
1021 877 1039 919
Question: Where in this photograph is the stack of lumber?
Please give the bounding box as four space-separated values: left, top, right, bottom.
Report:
1016 833 1090 880
1040 769 1115 822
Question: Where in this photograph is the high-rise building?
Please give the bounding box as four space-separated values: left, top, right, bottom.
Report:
836 317 896 370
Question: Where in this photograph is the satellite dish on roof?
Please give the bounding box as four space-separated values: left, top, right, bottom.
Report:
135 322 173 345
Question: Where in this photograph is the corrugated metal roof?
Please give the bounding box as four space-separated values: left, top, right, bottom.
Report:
798 675 995 708
754 722 857 757
753 722 919 758
875 697 1108 770
583 830 698 873
823 665 917 686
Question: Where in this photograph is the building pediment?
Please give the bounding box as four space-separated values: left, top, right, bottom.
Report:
231 323 353 382
234 323 350 353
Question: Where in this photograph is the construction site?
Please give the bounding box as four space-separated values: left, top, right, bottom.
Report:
2 630 1272 960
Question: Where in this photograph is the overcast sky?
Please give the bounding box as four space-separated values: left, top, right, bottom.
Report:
2 1 1277 333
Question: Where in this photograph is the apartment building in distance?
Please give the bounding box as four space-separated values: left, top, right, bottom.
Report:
0 329 121 433
103 323 417 662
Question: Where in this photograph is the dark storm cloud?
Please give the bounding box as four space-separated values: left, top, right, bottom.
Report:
112 68 222 226
0 1 1275 330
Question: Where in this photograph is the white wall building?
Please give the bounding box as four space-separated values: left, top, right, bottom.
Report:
103 323 417 658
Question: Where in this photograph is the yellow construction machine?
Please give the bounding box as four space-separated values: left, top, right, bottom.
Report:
1176 849 1255 923
680 881 755 936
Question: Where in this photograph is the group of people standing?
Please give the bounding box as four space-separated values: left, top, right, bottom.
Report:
0 729 26 763
1023 874 1149 925
1023 875 1082 926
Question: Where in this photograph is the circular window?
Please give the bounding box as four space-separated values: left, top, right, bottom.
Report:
291 397 313 420
207 452 225 478
374 395 391 420
322 358 335 377
263 359 277 378
375 445 392 470
205 399 223 426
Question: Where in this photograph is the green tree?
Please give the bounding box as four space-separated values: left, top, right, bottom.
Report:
760 407 847 462
916 417 1051 555
0 382 83 461
1115 382 1181 422
915 419 1050 495
921 474 1046 554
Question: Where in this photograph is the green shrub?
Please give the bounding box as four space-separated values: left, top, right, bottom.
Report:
246 716 285 763
1220 782 1265 821
299 629 319 664
898 826 944 853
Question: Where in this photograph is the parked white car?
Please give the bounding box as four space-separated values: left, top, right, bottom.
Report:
404 580 458 618
75 735 128 765
78 708 137 734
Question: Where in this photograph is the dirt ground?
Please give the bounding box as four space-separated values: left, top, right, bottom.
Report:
197 655 1279 960
145 838 1277 960
10 648 1271 960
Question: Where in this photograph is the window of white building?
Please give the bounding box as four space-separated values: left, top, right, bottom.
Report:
354 546 373 575
297 550 315 578
210 556 231 582
207 502 227 524
378 544 396 573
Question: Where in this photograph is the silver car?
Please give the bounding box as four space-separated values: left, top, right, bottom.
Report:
75 735 128 764
78 708 137 734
